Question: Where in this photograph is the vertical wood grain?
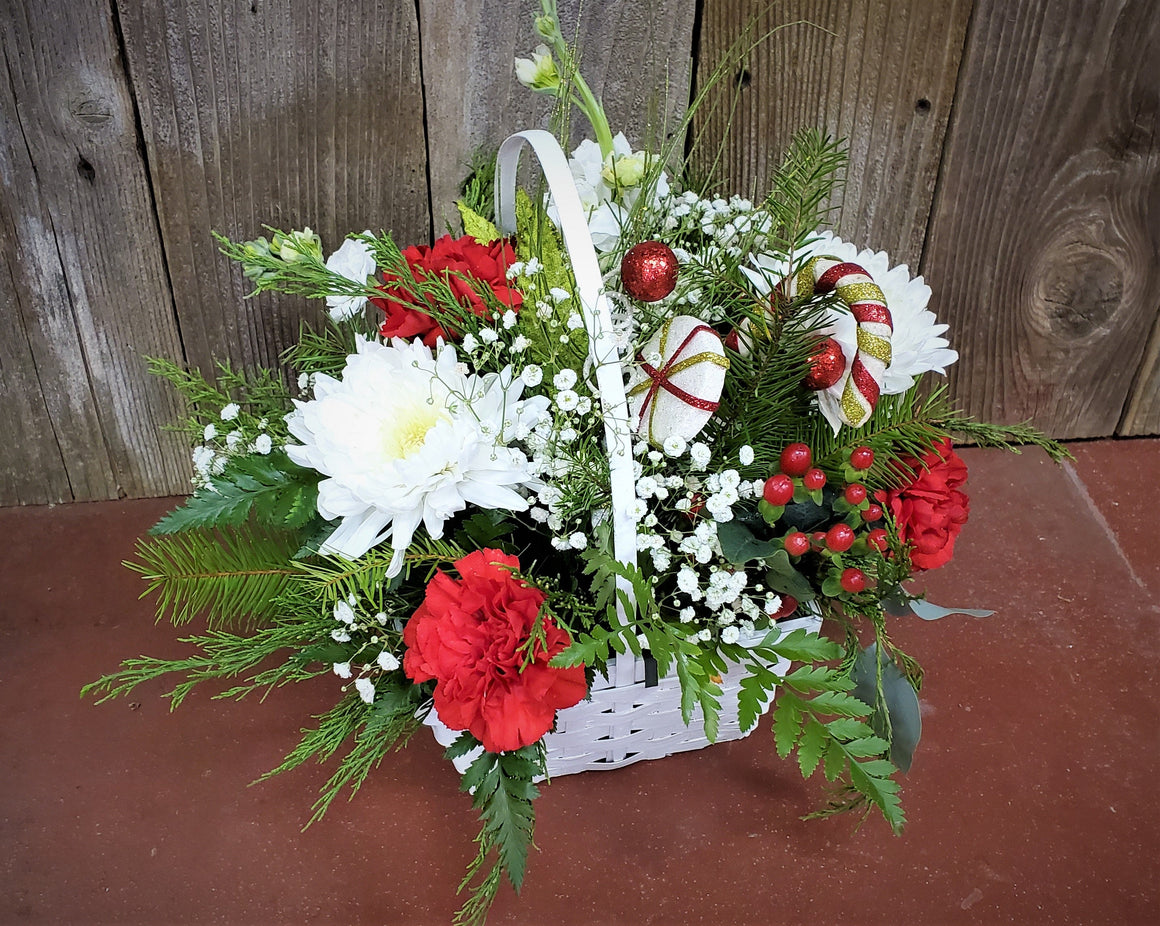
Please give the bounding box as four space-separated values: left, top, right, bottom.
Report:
923 0 1160 438
116 0 432 381
419 0 698 228
692 0 973 268
0 0 188 505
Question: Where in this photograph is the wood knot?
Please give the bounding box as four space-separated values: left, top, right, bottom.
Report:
69 94 114 126
1032 242 1123 340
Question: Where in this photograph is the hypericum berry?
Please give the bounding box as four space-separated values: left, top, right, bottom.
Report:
840 567 867 593
863 503 883 522
844 483 867 505
784 531 810 556
825 523 855 553
770 594 799 620
763 473 794 506
850 446 874 470
811 531 827 550
867 528 889 552
802 468 827 490
779 443 812 477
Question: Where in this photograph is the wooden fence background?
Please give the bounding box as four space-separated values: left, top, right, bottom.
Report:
2 0 1157 506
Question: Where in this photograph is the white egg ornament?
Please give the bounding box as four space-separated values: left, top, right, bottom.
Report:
625 315 729 445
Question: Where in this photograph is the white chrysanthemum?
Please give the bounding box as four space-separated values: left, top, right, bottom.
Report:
285 337 549 575
741 231 958 430
324 233 376 322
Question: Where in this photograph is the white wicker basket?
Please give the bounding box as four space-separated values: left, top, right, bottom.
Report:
426 609 823 777
425 130 821 776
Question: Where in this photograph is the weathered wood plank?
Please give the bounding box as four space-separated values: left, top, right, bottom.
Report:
692 0 972 268
0 0 188 505
419 0 698 228
923 0 1160 438
117 0 431 381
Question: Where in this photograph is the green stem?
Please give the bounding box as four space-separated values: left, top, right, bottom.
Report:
538 0 614 158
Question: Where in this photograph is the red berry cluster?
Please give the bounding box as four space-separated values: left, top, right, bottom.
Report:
759 442 888 604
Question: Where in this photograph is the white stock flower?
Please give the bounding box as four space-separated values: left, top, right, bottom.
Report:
547 133 671 253
514 44 560 92
284 337 549 575
325 233 376 322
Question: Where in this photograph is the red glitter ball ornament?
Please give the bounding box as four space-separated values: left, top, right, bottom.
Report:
804 336 846 390
621 241 679 302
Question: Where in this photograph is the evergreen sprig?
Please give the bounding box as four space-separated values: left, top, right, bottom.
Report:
126 525 301 626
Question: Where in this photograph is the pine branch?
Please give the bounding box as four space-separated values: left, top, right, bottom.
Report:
127 525 300 626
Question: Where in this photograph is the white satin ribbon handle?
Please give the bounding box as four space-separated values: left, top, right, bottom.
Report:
495 130 638 684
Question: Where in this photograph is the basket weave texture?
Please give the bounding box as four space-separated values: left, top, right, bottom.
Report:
425 610 822 776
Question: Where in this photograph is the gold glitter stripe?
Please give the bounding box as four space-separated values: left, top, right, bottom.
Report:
856 329 892 364
841 382 870 426
626 351 730 397
837 281 885 305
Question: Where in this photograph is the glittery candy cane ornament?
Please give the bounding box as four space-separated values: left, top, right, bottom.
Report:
789 255 893 428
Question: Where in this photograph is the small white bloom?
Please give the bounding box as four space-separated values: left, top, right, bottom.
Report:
566 313 584 330
555 389 579 412
325 233 377 321
521 365 543 387
297 372 312 391
461 333 479 353
225 430 242 450
679 607 696 623
524 257 542 275
628 499 648 521
553 369 578 390
568 532 588 550
739 445 754 466
331 628 351 642
479 327 499 344
558 427 577 442
203 423 217 441
512 335 529 353
220 403 240 421
376 651 400 672
253 434 273 455
721 626 741 645
514 44 560 92
690 442 711 468
663 435 686 457
332 662 352 679
502 310 518 329
334 600 356 624
647 450 664 464
354 677 376 704
550 287 570 304
697 628 713 642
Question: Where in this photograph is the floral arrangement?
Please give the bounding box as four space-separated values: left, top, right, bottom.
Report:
86 4 1064 922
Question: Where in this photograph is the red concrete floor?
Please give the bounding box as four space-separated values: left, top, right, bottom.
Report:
2 440 1158 925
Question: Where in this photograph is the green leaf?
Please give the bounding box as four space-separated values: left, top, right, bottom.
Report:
807 689 871 717
764 627 841 662
797 717 828 777
909 599 995 621
764 549 816 601
852 643 922 773
151 451 319 534
716 519 783 564
456 201 500 244
783 664 854 693
772 692 804 758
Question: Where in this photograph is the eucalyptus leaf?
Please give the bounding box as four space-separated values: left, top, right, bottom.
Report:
716 519 783 564
851 644 921 773
765 549 816 601
909 599 995 621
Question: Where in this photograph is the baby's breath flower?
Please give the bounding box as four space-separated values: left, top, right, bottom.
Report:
739 445 754 466
376 651 400 672
354 677 376 704
221 403 240 421
332 662 352 679
521 365 543 387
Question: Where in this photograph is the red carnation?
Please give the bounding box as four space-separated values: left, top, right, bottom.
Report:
373 235 523 346
876 439 970 571
403 549 586 753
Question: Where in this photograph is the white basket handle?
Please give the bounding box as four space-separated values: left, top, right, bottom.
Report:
494 130 639 686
